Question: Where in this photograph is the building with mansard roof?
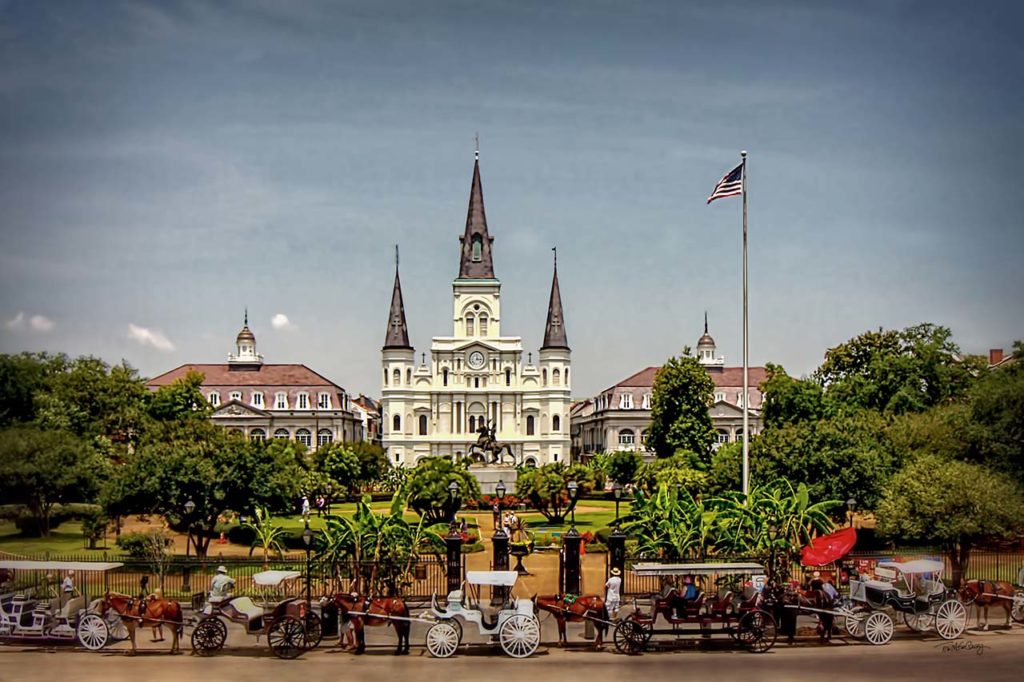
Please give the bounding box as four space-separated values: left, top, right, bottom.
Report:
381 152 571 468
147 316 364 448
571 316 765 460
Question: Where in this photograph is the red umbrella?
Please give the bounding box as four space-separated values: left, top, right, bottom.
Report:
800 527 857 566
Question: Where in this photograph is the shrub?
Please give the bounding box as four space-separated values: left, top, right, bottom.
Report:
115 531 172 559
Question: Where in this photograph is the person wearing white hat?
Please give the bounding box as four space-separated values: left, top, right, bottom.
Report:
605 567 622 618
206 565 236 613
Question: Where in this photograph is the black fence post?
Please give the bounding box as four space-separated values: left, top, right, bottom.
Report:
446 528 463 596
562 528 581 595
491 526 509 605
608 527 626 579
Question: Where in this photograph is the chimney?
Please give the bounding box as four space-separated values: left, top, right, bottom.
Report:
989 348 1004 365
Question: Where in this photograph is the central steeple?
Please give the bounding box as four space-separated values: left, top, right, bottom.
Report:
458 150 496 279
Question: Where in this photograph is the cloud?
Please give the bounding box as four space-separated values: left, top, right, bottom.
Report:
5 312 55 333
271 313 295 330
127 323 176 352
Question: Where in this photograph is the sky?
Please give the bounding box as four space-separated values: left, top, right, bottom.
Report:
0 0 1021 399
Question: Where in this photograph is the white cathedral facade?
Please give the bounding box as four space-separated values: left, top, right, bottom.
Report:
381 154 572 468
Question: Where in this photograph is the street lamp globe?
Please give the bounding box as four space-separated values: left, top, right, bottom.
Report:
184 499 195 515
846 498 856 512
612 481 623 500
495 480 506 500
448 480 460 501
302 524 313 548
567 480 578 500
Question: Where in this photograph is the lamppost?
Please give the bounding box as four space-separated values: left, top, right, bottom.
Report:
446 480 463 595
846 498 856 528
492 480 509 604
302 520 314 608
612 481 623 527
495 480 507 536
567 480 579 530
325 483 333 515
448 480 460 529
563 481 581 595
767 524 778 584
183 499 196 593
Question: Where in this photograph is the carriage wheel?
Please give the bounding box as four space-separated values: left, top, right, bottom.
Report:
613 620 646 655
844 607 869 638
191 618 228 655
864 612 894 645
301 612 323 650
77 614 109 651
425 621 461 658
499 614 540 658
934 600 966 640
1012 592 1024 624
903 611 931 633
737 610 777 653
106 614 130 642
269 616 306 659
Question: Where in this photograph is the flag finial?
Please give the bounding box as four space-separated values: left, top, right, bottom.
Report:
244 307 248 326
704 310 708 334
475 133 479 161
552 246 557 270
395 244 399 271
741 150 747 158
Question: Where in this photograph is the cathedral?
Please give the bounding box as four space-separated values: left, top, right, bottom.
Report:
381 153 571 468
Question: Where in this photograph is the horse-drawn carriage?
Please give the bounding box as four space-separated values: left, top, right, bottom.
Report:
843 560 967 645
0 560 128 651
426 570 541 658
190 570 322 659
613 562 778 655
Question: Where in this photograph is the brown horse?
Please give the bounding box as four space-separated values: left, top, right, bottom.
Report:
533 594 608 648
100 592 183 654
780 586 835 643
324 593 410 655
959 580 1014 629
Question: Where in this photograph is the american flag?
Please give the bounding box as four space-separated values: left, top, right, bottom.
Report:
707 163 744 204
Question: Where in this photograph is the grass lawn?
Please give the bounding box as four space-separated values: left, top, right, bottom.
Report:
0 521 125 557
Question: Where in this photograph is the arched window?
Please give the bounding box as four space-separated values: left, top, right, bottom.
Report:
393 414 401 432
553 415 561 431
406 368 412 384
478 314 488 336
471 234 482 261
565 368 569 384
526 415 535 436
641 429 650 446
716 430 730 444
393 368 401 385
524 457 538 468
466 314 475 336
542 369 548 386
619 429 635 446
505 368 511 386
469 415 477 433
274 428 290 440
318 429 333 446
208 392 220 406
296 429 312 447
443 368 449 386
474 377 480 388
418 414 428 435
250 428 266 442
552 368 561 385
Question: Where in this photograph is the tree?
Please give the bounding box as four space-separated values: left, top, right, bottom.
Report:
404 457 481 525
102 421 304 556
146 370 210 423
349 441 389 491
0 426 105 536
605 450 643 486
315 443 360 496
514 462 600 524
0 352 59 427
760 363 824 429
647 349 715 461
876 455 1024 587
966 344 1024 479
635 453 707 495
815 324 985 415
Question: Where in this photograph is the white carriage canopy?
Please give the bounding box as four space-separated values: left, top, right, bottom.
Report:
0 560 124 572
877 560 944 574
465 571 519 586
252 570 303 586
631 562 766 576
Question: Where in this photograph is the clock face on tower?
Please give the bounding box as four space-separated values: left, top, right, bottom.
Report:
468 351 485 369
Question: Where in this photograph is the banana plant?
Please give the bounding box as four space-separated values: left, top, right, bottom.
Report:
243 506 289 567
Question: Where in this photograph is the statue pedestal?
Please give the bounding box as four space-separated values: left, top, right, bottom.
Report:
468 464 517 495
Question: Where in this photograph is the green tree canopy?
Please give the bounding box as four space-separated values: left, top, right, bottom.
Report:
647 349 715 461
146 370 210 423
760 363 824 429
876 454 1024 587
605 450 643 485
0 426 106 536
635 452 708 495
514 462 602 524
404 457 481 525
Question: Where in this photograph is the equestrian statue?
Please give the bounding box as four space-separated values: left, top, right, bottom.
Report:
468 422 516 465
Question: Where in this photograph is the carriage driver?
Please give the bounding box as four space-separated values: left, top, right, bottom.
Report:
205 565 236 613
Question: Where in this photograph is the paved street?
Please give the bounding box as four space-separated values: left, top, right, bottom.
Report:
1 622 1021 682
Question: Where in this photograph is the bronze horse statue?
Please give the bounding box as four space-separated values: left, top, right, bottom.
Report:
323 593 410 655
959 580 1015 629
468 422 515 465
99 591 184 654
533 594 609 648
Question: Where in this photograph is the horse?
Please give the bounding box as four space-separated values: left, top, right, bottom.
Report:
533 594 608 648
959 580 1015 629
323 593 410 655
100 591 183 654
777 585 835 644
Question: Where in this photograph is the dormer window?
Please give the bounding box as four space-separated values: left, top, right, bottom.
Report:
641 393 651 410
208 392 220 407
275 392 288 410
230 391 242 402
297 393 309 410
471 234 482 262
715 392 726 403
619 393 634 409
317 392 331 409
252 392 264 408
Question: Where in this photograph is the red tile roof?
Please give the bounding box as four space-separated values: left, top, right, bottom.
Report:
147 364 344 389
605 365 768 392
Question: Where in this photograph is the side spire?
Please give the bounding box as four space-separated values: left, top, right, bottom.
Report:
383 245 412 350
458 149 496 279
541 247 569 350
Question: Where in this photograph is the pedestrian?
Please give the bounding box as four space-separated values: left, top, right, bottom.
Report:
809 570 824 591
822 576 839 602
316 495 325 517
605 567 622 619
301 495 310 519
60 570 76 609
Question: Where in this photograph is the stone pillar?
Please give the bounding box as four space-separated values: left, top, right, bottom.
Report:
562 527 582 595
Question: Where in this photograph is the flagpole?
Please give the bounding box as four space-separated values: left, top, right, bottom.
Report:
741 150 749 495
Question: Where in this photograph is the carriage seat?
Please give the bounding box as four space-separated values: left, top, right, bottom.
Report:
220 596 265 623
708 591 735 617
445 590 464 610
57 596 85 620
